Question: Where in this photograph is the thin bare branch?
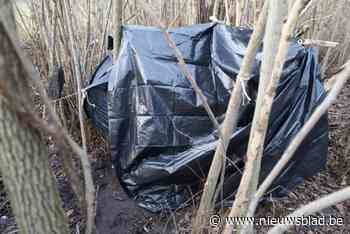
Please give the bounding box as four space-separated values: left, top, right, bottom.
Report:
301 39 339 47
268 186 350 234
224 0 230 24
246 60 350 222
113 0 123 62
212 0 221 19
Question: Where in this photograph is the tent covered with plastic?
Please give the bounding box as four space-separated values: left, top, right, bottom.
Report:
84 23 328 212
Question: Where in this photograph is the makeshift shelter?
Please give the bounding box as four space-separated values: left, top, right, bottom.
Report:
84 23 328 212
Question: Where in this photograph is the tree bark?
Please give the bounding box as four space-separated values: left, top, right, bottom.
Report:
235 0 245 26
0 99 69 234
0 1 69 233
224 1 307 233
61 1 96 233
114 0 123 62
252 0 259 25
224 0 231 24
212 0 222 19
190 0 199 24
192 2 270 233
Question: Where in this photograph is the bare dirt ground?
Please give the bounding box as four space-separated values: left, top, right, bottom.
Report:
94 165 172 234
1 80 350 234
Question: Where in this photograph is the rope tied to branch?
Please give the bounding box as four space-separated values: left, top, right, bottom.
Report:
82 89 96 108
237 73 252 105
49 89 96 109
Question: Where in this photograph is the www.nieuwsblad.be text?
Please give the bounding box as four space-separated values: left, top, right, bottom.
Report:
209 215 344 228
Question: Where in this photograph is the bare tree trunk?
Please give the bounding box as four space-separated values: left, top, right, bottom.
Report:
212 0 221 19
61 1 96 233
0 101 69 234
160 0 167 25
225 0 306 233
252 0 259 25
321 1 343 77
224 0 231 24
190 0 199 24
192 2 270 233
224 1 307 233
251 0 288 130
114 0 123 62
235 0 245 26
0 1 69 233
288 0 294 12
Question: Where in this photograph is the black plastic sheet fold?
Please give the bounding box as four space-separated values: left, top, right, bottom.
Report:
84 23 328 212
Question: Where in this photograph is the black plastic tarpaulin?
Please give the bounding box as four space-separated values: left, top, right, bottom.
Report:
84 23 328 212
